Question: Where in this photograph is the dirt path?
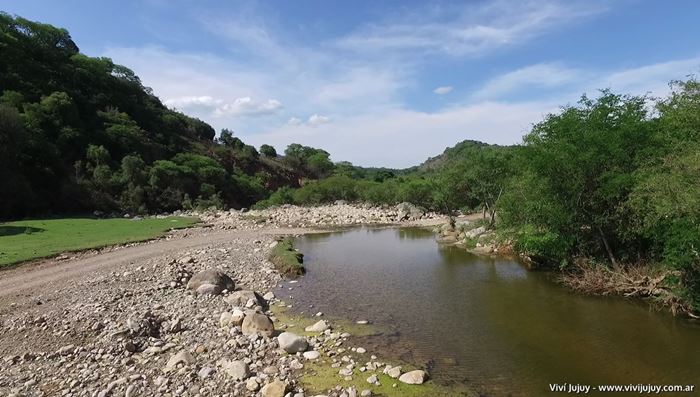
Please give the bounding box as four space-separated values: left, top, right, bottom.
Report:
0 226 313 301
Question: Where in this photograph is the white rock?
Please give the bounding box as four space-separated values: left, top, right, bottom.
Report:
304 320 329 333
398 370 427 385
278 332 308 353
221 359 249 380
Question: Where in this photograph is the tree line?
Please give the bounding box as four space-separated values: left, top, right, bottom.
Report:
256 85 700 311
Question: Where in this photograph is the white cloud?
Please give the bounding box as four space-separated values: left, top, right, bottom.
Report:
164 95 282 117
249 101 554 167
592 57 700 97
214 97 282 116
473 63 581 99
287 117 302 125
433 86 453 95
307 114 331 126
335 1 605 57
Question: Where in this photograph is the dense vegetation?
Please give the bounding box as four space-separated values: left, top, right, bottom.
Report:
257 85 700 313
0 13 329 219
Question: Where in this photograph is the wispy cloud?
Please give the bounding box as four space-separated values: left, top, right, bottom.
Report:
473 63 582 99
101 3 699 168
335 1 605 57
433 86 453 95
307 114 331 126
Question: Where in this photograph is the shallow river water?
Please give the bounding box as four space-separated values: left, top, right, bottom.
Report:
285 227 700 396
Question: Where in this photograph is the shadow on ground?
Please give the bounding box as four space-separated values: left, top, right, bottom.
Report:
0 226 45 237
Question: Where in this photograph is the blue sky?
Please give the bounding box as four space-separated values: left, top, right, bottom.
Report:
3 0 700 167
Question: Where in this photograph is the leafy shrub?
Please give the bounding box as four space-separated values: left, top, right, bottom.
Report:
511 224 572 267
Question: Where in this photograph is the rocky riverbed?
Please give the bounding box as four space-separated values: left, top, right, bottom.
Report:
0 204 446 397
196 202 442 230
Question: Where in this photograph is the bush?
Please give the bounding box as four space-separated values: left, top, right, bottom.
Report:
659 219 700 310
292 175 358 204
510 224 573 267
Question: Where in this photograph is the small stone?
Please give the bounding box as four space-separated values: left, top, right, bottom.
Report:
356 347 366 354
198 367 215 379
361 390 372 397
339 368 353 377
246 378 260 391
385 366 402 379
219 312 232 327
304 320 329 333
58 345 75 355
221 359 249 380
303 351 320 360
165 350 195 372
260 380 287 397
366 374 378 384
278 332 308 353
124 340 137 353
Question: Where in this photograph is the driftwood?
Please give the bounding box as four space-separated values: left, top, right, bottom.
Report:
560 260 697 317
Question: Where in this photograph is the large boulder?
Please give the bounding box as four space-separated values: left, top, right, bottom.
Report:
186 269 235 295
396 202 424 221
224 290 266 308
241 313 274 337
277 332 308 353
398 370 427 384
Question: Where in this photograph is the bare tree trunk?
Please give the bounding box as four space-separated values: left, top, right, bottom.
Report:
597 226 618 267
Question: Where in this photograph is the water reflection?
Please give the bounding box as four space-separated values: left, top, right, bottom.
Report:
291 227 700 396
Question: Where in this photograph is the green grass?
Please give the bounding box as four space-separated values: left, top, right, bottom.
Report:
269 238 305 276
0 216 199 266
300 361 478 397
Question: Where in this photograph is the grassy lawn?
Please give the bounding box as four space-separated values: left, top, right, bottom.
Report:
0 216 199 266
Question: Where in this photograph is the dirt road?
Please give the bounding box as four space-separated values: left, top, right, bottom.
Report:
0 226 314 302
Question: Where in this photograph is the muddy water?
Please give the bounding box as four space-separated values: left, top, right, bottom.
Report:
285 227 700 396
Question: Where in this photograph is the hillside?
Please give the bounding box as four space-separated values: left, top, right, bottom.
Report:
418 139 503 172
0 13 300 219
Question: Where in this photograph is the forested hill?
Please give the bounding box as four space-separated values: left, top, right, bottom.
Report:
0 13 325 219
418 140 501 172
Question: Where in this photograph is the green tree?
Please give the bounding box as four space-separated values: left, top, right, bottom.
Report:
260 144 277 157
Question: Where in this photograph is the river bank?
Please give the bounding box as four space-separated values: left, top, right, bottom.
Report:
434 218 699 318
0 203 468 397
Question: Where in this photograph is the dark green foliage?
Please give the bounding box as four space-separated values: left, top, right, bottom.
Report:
0 13 302 219
260 144 277 158
283 143 335 179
